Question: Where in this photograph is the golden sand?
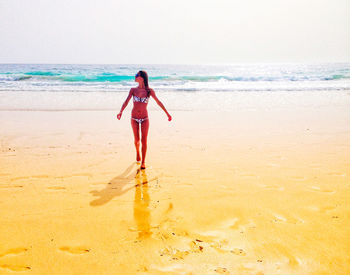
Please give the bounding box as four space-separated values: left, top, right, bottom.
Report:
0 106 349 274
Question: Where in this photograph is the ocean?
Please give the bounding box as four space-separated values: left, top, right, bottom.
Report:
1 63 350 111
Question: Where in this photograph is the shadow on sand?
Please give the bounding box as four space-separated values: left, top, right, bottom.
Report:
89 162 139 206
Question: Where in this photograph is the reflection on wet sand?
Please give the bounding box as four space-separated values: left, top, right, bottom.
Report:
89 163 154 240
134 169 152 240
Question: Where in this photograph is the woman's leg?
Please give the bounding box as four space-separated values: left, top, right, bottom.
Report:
140 119 150 168
131 119 141 162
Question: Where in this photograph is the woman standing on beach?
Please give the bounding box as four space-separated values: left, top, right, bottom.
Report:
117 71 172 169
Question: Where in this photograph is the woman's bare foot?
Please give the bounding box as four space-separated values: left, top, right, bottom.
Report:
140 163 146 169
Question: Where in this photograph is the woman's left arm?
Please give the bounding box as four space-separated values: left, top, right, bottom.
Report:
150 89 172 121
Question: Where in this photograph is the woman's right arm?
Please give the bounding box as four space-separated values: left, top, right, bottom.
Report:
117 88 133 120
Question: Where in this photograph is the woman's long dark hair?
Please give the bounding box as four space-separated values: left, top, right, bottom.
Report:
138 70 151 97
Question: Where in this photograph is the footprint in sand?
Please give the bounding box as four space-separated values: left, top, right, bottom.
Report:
327 172 346 177
207 237 246 256
320 205 337 213
159 247 189 260
214 267 230 274
231 248 247 256
159 239 205 261
149 263 193 274
59 246 90 254
0 247 28 257
189 240 204 253
272 214 287 223
307 205 337 214
262 243 300 268
0 264 31 271
310 186 335 194
272 213 302 224
0 184 23 189
136 265 149 272
223 217 256 231
210 243 246 256
10 177 28 182
0 248 30 271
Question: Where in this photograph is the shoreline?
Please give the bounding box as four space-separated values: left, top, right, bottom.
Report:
1 89 350 112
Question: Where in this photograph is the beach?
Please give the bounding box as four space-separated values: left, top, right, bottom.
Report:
1 88 350 274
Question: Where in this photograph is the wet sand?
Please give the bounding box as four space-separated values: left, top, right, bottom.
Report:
0 91 350 274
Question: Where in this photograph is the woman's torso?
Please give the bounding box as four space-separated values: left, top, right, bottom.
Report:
131 88 150 118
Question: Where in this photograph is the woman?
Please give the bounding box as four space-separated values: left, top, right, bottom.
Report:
117 70 172 169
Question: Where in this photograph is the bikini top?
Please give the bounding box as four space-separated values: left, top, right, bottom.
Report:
133 94 149 104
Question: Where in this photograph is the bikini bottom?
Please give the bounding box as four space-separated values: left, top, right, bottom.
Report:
131 117 148 124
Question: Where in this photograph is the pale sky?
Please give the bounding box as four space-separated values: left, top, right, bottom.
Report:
0 0 349 64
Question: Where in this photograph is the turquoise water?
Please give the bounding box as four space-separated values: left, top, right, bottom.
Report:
0 63 350 92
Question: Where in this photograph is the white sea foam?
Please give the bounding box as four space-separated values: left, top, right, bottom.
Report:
0 63 349 93
1 63 350 111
